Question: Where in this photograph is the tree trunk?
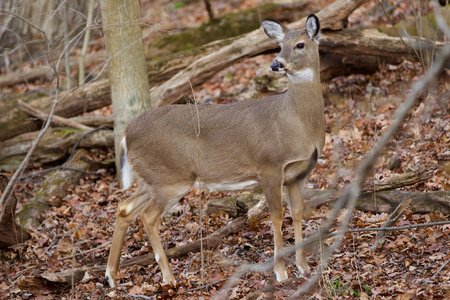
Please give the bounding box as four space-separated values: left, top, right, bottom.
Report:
100 0 151 179
0 175 30 249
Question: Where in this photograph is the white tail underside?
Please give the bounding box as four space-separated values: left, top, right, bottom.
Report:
121 137 134 190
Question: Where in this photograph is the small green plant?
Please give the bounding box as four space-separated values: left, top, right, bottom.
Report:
173 1 185 9
329 276 362 297
363 282 372 296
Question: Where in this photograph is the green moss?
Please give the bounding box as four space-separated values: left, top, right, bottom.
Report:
148 3 278 58
18 200 50 228
52 128 83 137
0 156 26 172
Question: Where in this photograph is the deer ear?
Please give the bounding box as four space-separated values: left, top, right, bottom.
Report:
305 14 320 41
262 19 289 42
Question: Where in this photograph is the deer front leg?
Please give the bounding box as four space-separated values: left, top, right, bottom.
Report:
106 188 148 287
286 179 310 275
261 174 287 282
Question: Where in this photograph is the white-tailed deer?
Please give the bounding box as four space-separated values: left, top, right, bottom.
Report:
105 14 324 287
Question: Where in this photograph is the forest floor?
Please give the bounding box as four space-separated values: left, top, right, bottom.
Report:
1 0 449 299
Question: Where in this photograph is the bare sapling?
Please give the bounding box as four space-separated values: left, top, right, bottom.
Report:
105 14 325 287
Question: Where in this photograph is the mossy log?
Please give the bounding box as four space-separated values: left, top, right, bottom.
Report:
0 79 112 141
0 128 114 171
18 149 91 230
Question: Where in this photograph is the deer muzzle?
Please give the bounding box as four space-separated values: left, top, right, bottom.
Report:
271 60 284 72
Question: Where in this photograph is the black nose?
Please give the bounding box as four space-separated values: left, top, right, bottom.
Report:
271 60 284 71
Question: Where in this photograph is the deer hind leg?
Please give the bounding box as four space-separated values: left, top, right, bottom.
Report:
286 178 310 275
261 173 287 282
140 184 191 284
106 186 150 287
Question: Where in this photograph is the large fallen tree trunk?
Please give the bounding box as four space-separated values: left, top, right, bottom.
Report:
0 79 111 141
0 128 113 171
18 149 91 230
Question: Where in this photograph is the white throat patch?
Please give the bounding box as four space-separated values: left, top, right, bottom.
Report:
287 68 314 83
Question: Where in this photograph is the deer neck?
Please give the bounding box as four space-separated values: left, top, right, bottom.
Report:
285 67 322 110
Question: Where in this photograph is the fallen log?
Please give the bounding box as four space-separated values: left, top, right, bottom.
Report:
356 190 450 214
69 115 114 128
0 79 111 141
209 190 450 218
18 149 91 230
0 128 114 171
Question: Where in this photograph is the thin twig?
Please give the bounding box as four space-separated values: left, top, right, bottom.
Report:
179 277 230 294
432 258 450 277
329 220 450 236
58 241 112 261
18 99 94 131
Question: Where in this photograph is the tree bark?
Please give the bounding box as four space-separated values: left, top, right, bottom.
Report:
100 0 151 179
0 79 111 141
0 128 114 171
0 174 30 249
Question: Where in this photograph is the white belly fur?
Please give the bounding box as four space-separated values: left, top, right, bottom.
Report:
194 180 259 192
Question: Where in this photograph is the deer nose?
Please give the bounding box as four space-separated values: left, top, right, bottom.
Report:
271 60 284 71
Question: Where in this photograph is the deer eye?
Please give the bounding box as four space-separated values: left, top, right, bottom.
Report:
296 43 305 49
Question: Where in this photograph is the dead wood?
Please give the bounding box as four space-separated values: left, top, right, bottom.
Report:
356 190 450 215
0 79 111 141
18 149 91 230
18 99 94 131
363 167 436 192
69 115 114 128
0 128 113 171
370 197 412 251
0 174 30 249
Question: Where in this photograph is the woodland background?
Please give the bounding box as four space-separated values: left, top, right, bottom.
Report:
0 0 449 299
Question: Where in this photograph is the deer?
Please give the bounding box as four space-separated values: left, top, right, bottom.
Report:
105 14 325 287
